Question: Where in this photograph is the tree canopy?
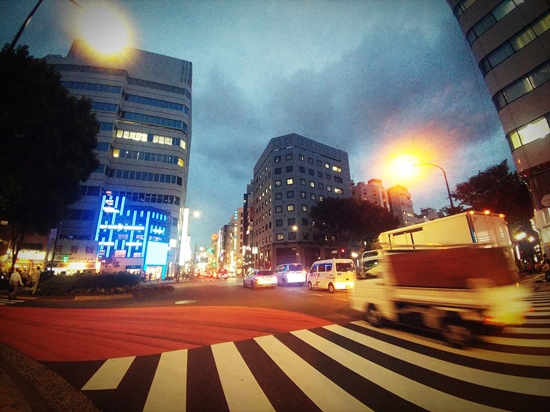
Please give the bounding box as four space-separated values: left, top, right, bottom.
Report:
309 197 398 254
0 45 100 269
450 160 533 235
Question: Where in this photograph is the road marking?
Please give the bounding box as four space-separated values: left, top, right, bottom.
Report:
212 342 275 412
352 321 550 366
255 335 370 412
504 326 550 334
82 356 135 390
175 300 196 305
323 325 549 397
144 350 187 412
293 329 503 412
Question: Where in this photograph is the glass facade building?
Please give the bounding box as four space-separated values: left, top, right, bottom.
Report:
45 40 192 277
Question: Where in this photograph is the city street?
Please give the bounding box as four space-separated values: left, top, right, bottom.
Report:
1 278 549 411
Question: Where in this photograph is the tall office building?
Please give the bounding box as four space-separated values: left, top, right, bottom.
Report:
250 133 352 268
447 1 550 252
45 40 192 277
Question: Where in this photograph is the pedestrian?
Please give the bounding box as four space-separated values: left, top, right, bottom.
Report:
31 266 41 295
21 269 29 288
8 270 24 300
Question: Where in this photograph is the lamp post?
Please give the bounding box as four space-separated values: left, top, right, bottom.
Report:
415 163 455 214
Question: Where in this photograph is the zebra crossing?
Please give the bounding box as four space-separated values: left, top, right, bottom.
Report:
0 296 25 306
55 290 550 412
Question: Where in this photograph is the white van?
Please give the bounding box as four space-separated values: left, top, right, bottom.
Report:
307 258 356 293
273 263 307 286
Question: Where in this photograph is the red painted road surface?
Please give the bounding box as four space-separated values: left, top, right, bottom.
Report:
0 306 333 362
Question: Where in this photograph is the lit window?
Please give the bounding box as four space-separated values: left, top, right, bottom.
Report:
325 163 330 169
518 117 550 145
275 180 282 187
276 233 284 240
286 178 294 185
309 181 315 188
287 204 295 211
334 188 343 194
332 165 342 172
112 149 120 157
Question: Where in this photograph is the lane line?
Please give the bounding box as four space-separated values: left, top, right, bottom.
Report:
82 356 135 390
254 335 371 412
351 321 550 366
212 342 275 412
293 329 504 412
323 325 549 397
144 349 187 412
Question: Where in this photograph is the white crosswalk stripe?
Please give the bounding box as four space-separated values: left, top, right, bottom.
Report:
0 297 25 305
80 291 550 412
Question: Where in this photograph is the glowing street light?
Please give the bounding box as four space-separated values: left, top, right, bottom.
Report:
390 154 455 214
76 3 132 57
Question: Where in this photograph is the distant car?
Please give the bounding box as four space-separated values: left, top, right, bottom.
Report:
217 269 228 279
273 263 307 286
243 269 277 289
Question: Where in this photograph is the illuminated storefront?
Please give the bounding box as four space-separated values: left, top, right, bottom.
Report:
95 194 170 277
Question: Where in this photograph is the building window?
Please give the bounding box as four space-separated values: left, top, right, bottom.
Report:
300 179 306 186
309 181 315 188
308 157 313 164
288 218 296 225
275 206 283 213
317 171 323 178
327 185 332 192
324 163 330 169
274 156 281 163
275 192 282 200
275 168 282 175
287 204 295 212
301 205 307 212
299 166 305 173
300 191 306 198
302 232 309 240
285 153 292 160
309 169 314 176
319 183 324 190
332 165 342 172
275 180 282 187
276 219 283 227
286 165 293 173
302 218 308 226
334 187 343 194
287 191 294 198
310 193 316 200
276 233 284 241
288 232 296 240
299 154 305 161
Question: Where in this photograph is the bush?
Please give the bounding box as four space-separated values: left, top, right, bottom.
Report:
39 272 171 297
73 272 141 290
40 274 76 296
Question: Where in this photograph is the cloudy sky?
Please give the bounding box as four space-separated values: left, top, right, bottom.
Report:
0 0 512 247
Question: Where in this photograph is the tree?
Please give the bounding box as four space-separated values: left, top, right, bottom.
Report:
309 197 398 254
0 45 100 270
450 160 534 235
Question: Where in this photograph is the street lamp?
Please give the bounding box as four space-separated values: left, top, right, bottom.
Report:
414 163 455 213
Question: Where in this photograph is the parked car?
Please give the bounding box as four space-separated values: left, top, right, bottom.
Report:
307 258 356 293
243 269 277 289
273 263 306 286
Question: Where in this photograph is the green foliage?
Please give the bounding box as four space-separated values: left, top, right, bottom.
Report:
40 274 76 296
73 272 141 290
451 160 534 235
309 197 398 250
0 45 100 270
39 272 173 297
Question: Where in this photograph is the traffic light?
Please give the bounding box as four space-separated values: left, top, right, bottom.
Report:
62 255 69 263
